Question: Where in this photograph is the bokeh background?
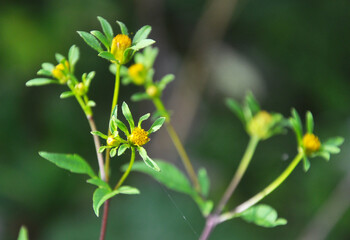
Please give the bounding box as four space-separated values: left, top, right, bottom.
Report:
1 0 350 239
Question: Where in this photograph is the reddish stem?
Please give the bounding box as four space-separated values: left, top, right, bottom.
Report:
99 199 110 240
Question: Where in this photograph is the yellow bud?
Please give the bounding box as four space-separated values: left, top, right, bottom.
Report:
146 85 159 98
302 133 321 155
111 34 132 64
129 127 149 146
128 63 146 85
107 136 119 147
52 61 69 84
247 111 273 139
74 82 85 96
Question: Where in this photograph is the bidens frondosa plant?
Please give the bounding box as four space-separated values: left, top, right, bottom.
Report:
24 16 344 240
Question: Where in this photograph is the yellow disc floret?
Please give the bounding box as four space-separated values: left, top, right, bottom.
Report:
302 133 321 155
247 111 273 139
129 127 150 146
128 63 146 85
111 34 132 64
52 61 69 84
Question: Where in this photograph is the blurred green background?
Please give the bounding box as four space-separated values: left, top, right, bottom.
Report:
1 0 350 239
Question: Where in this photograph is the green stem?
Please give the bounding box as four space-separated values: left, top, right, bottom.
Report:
114 147 135 190
105 63 121 181
215 136 260 214
152 97 201 192
219 151 304 223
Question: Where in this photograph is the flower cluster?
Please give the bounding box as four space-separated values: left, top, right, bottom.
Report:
91 102 165 172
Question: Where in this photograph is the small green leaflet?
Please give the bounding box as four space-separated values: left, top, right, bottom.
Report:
238 204 287 228
17 226 29 240
198 168 210 197
93 186 140 216
26 78 58 87
39 152 96 178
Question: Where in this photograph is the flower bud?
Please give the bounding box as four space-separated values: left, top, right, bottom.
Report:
247 111 273 139
74 82 86 96
129 127 150 146
111 34 132 64
128 63 146 85
302 133 321 155
146 85 159 98
52 61 69 84
107 135 120 147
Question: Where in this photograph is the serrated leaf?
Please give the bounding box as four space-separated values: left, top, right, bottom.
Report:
91 131 108 139
138 113 150 127
77 31 103 52
26 78 58 87
226 98 245 124
39 152 96 178
148 117 165 134
117 21 128 35
68 45 79 69
118 144 129 156
60 91 74 99
91 30 110 50
87 178 111 190
17 225 29 240
239 204 287 228
137 147 160 172
130 39 155 51
198 168 210 197
131 92 150 101
122 102 134 130
98 51 116 62
133 25 152 44
123 159 195 195
97 16 114 44
306 111 314 133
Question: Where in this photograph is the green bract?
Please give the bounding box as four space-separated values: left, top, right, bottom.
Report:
78 16 155 65
289 109 344 171
91 102 165 172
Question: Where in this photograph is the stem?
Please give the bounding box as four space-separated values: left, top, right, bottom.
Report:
215 136 259 214
99 199 110 240
114 147 135 190
199 215 219 240
105 63 121 181
152 97 201 192
219 152 304 223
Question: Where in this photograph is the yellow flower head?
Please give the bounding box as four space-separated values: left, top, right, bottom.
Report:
146 85 159 98
128 63 146 85
302 133 321 155
129 127 150 146
52 61 69 84
111 34 132 64
107 135 119 147
247 110 273 139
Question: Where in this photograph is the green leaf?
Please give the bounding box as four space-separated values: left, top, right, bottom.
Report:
133 25 152 44
109 117 118 133
55 53 65 63
68 45 79 68
110 147 117 157
138 113 150 127
97 16 114 44
323 137 344 147
117 21 128 35
42 62 54 72
123 159 195 195
60 91 74 99
226 98 245 124
130 39 155 51
148 117 165 134
39 152 96 178
239 204 287 228
91 30 110 50
93 188 119 217
131 92 150 102
137 147 161 172
77 31 103 52
26 78 58 87
198 200 214 217
98 146 109 153
117 186 140 194
290 108 303 144
245 92 260 115
91 131 108 139
98 51 116 62
306 111 314 133
17 225 29 240
122 102 134 130
87 178 111 190
158 74 174 91
302 155 311 172
87 100 96 107
314 150 330 161
37 69 52 77
322 145 341 154
118 144 129 156
198 168 210 197
116 119 130 136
